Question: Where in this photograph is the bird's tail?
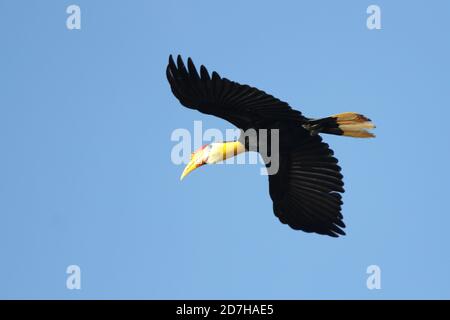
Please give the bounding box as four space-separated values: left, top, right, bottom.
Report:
305 112 376 138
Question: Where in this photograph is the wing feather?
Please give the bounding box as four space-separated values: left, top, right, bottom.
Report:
269 135 346 237
167 55 305 129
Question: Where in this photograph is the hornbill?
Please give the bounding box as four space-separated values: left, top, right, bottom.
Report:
167 55 375 237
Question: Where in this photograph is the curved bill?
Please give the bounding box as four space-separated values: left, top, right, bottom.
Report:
180 149 206 181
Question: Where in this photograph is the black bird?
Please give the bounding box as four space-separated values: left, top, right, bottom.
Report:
167 55 375 237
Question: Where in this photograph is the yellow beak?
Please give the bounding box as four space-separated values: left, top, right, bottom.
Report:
180 149 206 181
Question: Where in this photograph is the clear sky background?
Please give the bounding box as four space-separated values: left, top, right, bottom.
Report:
1 0 450 299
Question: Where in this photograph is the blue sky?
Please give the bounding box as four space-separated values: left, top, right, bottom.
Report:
1 0 450 299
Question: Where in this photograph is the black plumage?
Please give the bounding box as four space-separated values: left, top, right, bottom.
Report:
167 55 364 237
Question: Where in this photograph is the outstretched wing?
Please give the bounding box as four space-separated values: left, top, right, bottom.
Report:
268 135 346 237
166 55 305 130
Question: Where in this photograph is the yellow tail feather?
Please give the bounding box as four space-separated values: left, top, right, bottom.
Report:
332 112 376 138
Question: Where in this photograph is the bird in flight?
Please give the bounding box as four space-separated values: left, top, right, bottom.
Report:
166 55 375 237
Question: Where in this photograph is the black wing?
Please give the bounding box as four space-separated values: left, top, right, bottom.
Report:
166 55 305 130
269 135 346 237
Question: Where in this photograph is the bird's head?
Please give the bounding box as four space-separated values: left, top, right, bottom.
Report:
180 141 245 180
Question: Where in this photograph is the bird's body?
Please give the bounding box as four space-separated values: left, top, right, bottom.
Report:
167 55 375 237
